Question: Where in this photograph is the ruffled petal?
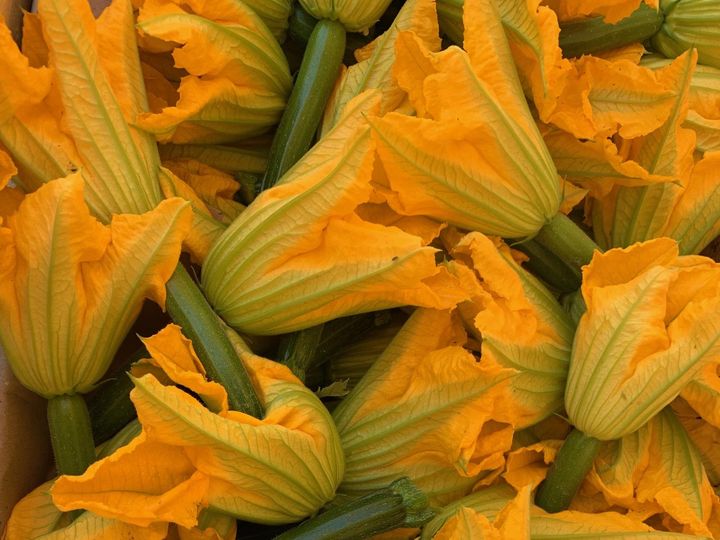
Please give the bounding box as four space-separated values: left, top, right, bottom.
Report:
333 308 513 505
0 176 191 396
203 92 465 335
567 238 720 440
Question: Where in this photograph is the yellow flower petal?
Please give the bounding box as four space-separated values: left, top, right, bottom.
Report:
371 0 562 237
0 16 52 118
546 0 658 24
672 398 720 486
432 486 532 540
96 0 160 175
5 480 63 539
433 507 500 540
158 142 268 175
529 509 687 538
38 0 163 219
203 92 465 335
591 51 697 249
421 484 516 540
158 166 227 263
587 408 714 536
137 324 229 414
503 440 563 491
492 0 576 132
0 20 83 194
240 0 292 42
5 479 169 540
0 184 24 218
661 151 720 255
0 176 191 396
542 123 676 199
135 0 290 144
333 308 513 505
53 321 345 527
133 363 343 522
561 52 693 140
20 11 48 68
566 238 720 440
448 232 573 428
177 509 237 540
681 362 720 430
138 77 287 145
641 55 720 153
53 432 209 529
0 147 16 191
162 158 244 223
321 0 440 132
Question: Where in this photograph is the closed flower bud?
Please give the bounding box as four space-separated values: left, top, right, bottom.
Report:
566 238 720 441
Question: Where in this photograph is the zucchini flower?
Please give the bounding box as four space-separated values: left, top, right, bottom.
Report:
641 55 720 155
445 231 574 429
536 238 720 512
51 324 345 527
590 51 697 250
0 176 189 397
583 408 715 536
370 0 562 238
202 92 466 336
332 308 514 505
0 176 190 476
0 0 264 415
568 238 720 440
6 480 236 539
136 0 292 144
672 398 720 486
653 0 720 70
299 0 393 33
426 483 701 539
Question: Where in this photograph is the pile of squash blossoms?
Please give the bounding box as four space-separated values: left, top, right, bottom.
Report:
1 0 720 537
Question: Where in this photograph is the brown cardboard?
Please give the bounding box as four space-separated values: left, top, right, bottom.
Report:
0 350 52 531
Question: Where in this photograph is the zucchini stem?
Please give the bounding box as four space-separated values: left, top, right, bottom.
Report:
47 394 96 476
166 264 263 417
262 18 347 190
534 428 602 512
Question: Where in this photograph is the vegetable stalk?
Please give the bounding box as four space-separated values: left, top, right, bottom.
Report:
262 18 346 189
47 394 96 476
559 3 664 58
534 428 602 512
533 213 601 271
166 265 263 418
275 478 435 540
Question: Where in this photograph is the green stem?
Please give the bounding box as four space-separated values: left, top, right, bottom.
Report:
436 0 464 45
534 428 602 513
86 347 145 444
166 264 263 417
534 213 600 272
279 312 388 382
515 239 582 293
47 394 96 476
275 478 435 540
559 3 664 58
278 324 325 382
261 18 347 190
